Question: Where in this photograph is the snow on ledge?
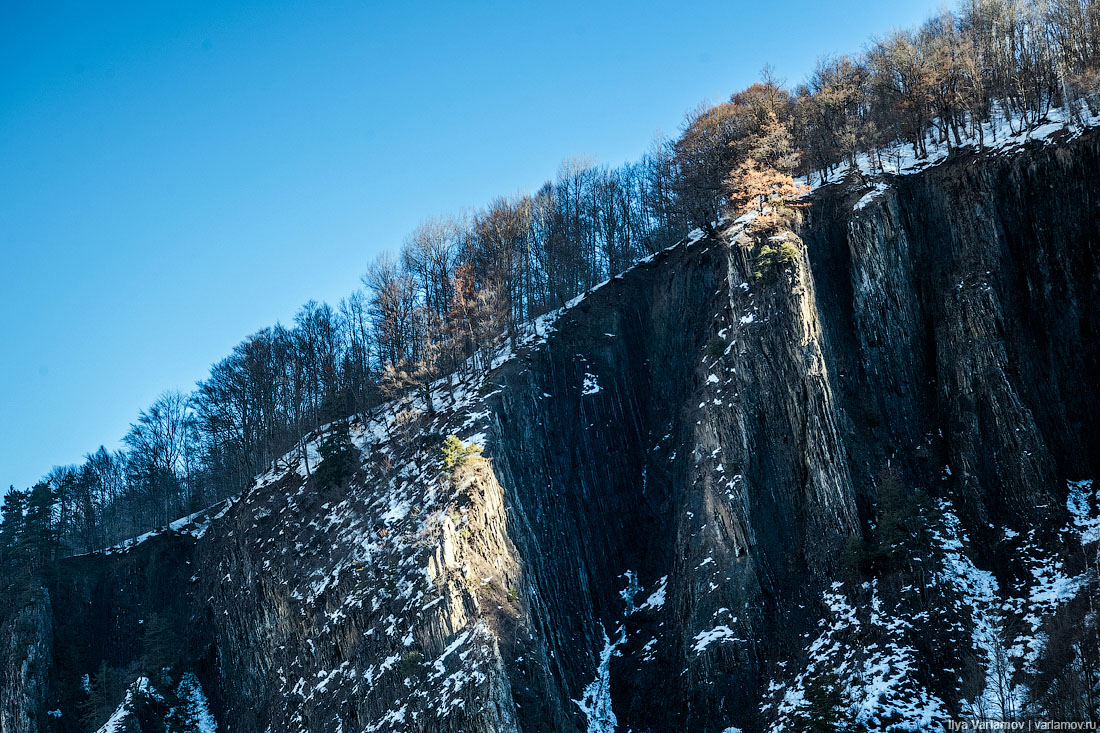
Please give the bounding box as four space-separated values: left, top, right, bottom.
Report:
794 103 1100 213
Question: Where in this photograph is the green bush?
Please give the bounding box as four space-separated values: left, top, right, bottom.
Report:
441 435 483 473
397 651 425 679
840 533 872 578
846 470 939 578
752 240 800 280
872 474 938 570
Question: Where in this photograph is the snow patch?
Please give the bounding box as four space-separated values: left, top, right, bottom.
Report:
636 576 667 613
692 625 741 653
574 625 625 733
853 182 889 211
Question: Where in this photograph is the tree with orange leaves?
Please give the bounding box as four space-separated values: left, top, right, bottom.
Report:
724 111 809 223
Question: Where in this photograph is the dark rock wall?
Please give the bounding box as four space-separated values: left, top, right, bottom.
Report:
804 135 1100 535
486 237 731 728
1 590 52 733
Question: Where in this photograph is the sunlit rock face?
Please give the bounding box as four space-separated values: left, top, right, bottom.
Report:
10 129 1100 732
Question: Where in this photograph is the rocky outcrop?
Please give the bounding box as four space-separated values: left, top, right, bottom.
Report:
803 133 1100 537
1 588 52 733
17 128 1100 732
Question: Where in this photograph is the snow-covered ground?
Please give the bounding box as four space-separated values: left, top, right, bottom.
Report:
574 625 626 733
94 674 217 733
797 103 1100 212
807 104 1100 188
94 501 231 555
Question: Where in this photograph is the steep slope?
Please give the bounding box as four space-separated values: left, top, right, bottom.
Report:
11 126 1100 732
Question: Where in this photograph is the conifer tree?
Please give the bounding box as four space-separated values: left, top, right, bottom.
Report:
85 662 122 725
789 672 863 732
24 481 57 571
142 612 182 673
314 420 357 490
0 488 27 561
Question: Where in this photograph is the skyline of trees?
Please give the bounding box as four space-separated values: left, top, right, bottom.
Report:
4 0 1100 557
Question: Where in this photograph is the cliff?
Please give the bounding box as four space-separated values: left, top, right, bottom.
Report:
8 127 1100 732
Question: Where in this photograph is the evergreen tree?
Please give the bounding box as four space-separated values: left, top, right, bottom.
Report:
81 662 123 727
142 612 182 673
441 435 483 474
0 488 27 561
789 672 863 732
314 420 357 490
23 481 57 571
871 470 936 573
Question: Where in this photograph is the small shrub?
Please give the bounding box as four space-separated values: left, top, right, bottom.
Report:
871 472 937 572
840 533 872 578
397 651 424 679
507 586 520 602
463 574 483 595
705 338 726 358
752 240 800 280
441 435 483 473
846 468 939 578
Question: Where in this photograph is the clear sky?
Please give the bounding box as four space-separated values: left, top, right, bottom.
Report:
0 0 943 492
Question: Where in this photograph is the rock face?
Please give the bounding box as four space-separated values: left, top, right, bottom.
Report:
1 589 52 733
10 130 1100 732
805 138 1100 531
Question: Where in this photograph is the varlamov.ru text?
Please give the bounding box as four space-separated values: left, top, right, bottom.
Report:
946 722 1097 731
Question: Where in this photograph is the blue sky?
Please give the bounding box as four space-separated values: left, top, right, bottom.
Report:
0 0 943 492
